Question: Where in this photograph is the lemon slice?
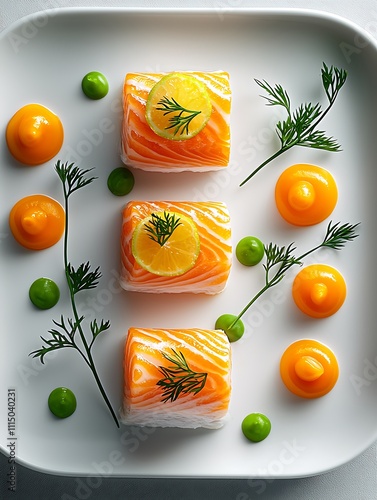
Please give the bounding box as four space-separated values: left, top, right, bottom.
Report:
132 211 200 276
145 73 212 140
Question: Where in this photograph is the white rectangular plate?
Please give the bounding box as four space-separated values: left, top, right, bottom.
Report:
1 8 377 478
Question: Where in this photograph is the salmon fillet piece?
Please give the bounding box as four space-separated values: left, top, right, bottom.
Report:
121 71 231 172
120 201 232 294
120 327 232 429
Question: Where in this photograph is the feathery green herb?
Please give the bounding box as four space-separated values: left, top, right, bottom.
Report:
240 62 347 186
226 221 359 331
157 349 208 403
156 96 202 136
144 211 182 246
29 161 119 428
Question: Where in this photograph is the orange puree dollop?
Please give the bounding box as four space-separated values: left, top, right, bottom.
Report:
292 264 346 318
9 195 65 250
275 164 338 226
280 339 339 398
6 104 64 165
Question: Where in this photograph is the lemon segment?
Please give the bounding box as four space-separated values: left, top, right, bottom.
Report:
145 73 212 141
132 211 200 276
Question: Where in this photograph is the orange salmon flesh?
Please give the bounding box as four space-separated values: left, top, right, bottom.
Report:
120 201 232 294
121 71 231 172
121 327 232 429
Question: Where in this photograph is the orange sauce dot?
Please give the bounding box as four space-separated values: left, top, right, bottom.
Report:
292 264 346 318
6 104 64 165
275 164 338 226
9 195 65 250
280 339 339 398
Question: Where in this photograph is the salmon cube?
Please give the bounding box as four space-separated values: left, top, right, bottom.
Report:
121 327 232 429
120 201 232 294
121 71 231 172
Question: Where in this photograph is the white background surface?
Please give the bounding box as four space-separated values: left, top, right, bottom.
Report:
0 1 376 499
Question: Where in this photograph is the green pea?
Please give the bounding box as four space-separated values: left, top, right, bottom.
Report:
236 236 264 266
215 314 245 342
107 167 135 196
48 387 77 419
81 71 109 100
29 277 60 310
241 413 271 442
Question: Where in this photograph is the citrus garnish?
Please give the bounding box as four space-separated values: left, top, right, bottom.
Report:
132 211 200 276
145 73 212 140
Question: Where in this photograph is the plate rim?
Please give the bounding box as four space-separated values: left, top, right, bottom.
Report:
1 5 377 54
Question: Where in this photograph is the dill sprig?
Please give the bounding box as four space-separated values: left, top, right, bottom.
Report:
228 220 359 330
240 62 347 186
157 349 208 403
144 211 182 246
29 161 119 428
156 96 201 136
320 221 360 250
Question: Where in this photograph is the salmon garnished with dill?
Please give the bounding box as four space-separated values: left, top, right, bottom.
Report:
120 201 232 294
120 327 232 429
121 71 231 172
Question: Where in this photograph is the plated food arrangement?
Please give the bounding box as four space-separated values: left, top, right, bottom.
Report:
4 63 359 443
